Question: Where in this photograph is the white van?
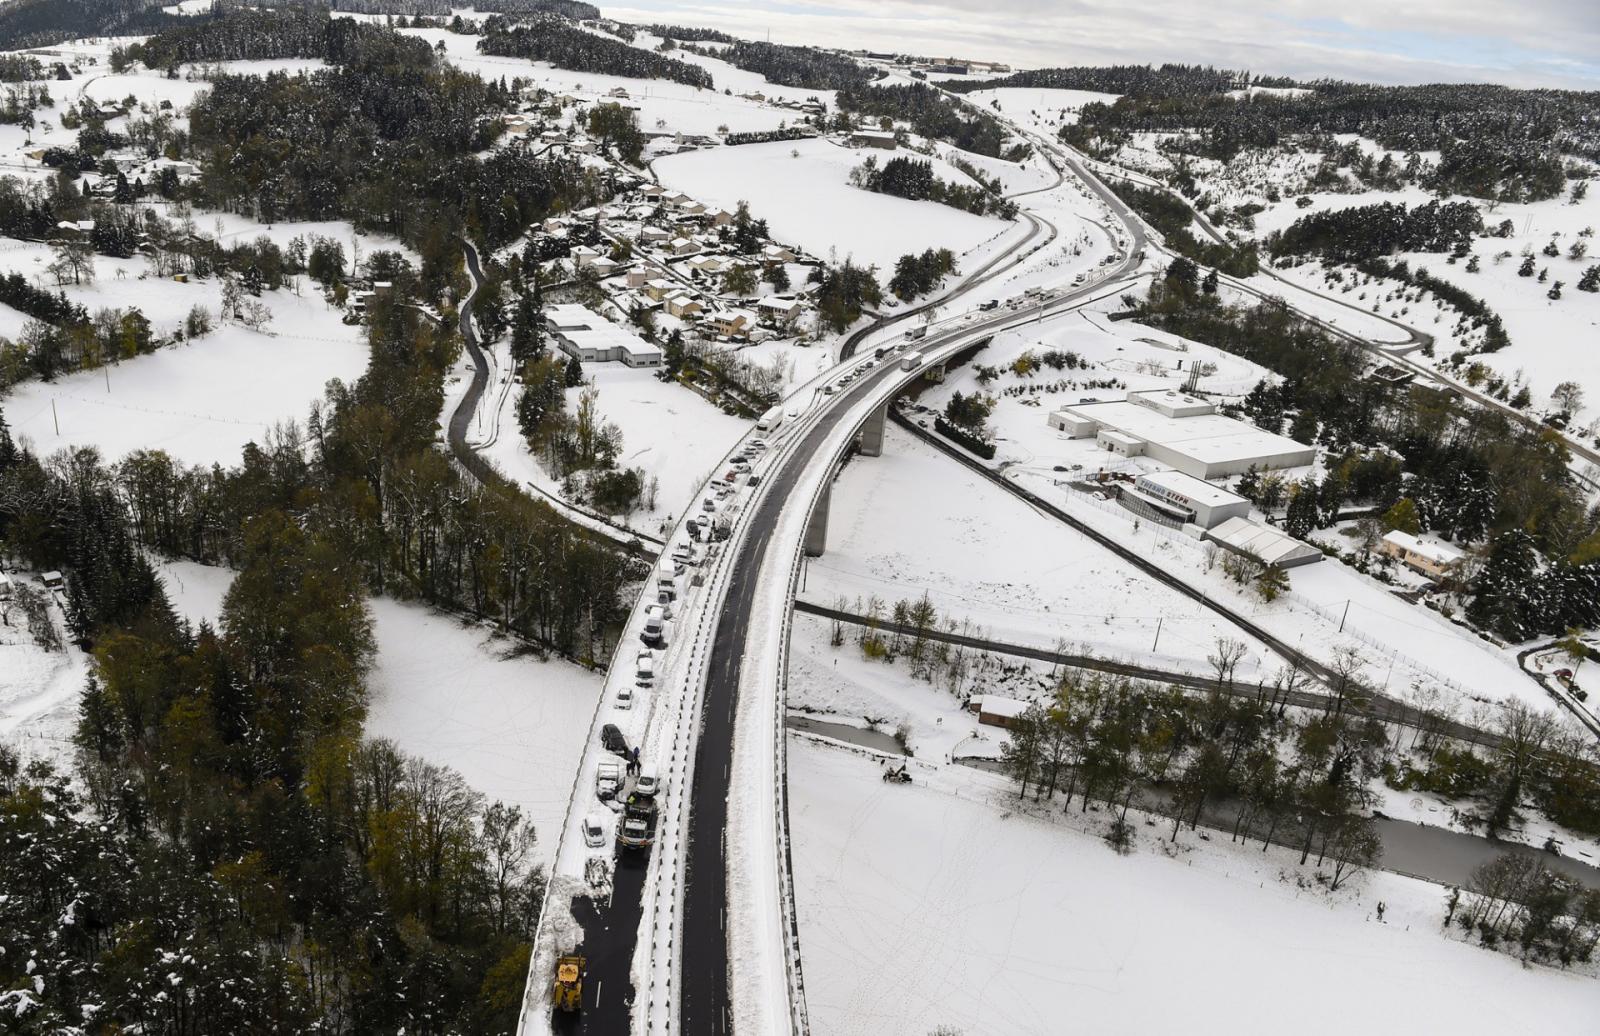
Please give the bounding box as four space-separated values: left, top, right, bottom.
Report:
657 559 679 600
635 650 655 686
641 605 665 647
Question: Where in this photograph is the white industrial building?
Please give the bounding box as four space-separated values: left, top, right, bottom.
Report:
544 304 662 367
1205 516 1322 568
1129 470 1250 529
1049 389 1314 478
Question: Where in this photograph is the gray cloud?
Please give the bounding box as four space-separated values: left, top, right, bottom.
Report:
607 0 1600 88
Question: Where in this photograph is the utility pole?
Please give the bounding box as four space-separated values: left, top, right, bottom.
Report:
1338 599 1350 633
1151 616 1162 653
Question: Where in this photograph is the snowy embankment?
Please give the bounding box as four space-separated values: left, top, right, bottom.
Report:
789 738 1600 1036
157 560 602 867
655 137 1019 273
799 422 1276 680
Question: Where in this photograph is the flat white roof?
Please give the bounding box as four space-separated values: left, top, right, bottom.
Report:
545 304 659 360
1067 400 1311 464
1136 469 1246 509
975 695 1030 718
1208 517 1320 566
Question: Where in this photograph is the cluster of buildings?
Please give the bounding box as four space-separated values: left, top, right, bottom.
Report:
1050 390 1315 480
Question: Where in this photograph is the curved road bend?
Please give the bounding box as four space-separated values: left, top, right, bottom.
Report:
681 261 1155 1036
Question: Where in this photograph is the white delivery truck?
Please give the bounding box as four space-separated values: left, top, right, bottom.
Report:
757 405 785 432
900 351 925 372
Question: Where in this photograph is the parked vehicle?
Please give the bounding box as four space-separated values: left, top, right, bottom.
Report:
634 767 660 799
756 405 785 432
657 559 679 600
641 605 666 647
595 760 622 799
978 299 999 311
905 325 927 341
601 723 627 754
616 684 633 710
901 351 925 372
582 814 606 847
635 650 654 686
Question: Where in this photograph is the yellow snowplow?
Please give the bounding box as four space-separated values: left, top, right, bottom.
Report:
553 955 584 1012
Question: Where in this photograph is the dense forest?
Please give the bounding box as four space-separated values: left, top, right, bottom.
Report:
116 4 436 69
1269 200 1484 263
0 0 179 50
836 81 1021 159
685 39 876 91
645 23 737 45
479 15 714 88
330 0 599 15
1017 65 1598 202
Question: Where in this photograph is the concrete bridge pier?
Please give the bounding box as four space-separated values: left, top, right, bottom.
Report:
804 479 831 557
858 400 889 457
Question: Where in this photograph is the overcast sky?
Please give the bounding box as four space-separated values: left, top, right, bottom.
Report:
606 0 1600 89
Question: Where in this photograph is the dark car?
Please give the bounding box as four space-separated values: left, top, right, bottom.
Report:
601 723 628 755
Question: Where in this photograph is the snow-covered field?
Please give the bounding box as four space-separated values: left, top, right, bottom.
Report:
157 560 603 866
800 422 1276 679
475 352 751 526
965 86 1122 130
0 579 89 767
656 137 1017 273
4 289 368 468
789 737 1600 1036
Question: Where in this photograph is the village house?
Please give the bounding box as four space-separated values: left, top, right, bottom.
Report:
670 237 700 257
967 694 1030 729
1380 531 1466 581
664 292 704 319
757 295 805 329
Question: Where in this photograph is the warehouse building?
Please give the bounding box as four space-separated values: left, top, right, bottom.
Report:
544 304 662 367
1205 516 1322 568
1129 470 1250 529
1048 389 1314 478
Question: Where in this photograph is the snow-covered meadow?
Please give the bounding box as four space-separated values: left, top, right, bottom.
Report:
656 137 1019 273
789 737 1600 1036
156 560 603 867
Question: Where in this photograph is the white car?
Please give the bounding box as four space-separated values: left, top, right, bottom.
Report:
616 684 634 710
596 760 622 799
582 814 606 847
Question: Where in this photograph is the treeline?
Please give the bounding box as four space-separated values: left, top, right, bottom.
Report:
849 155 1017 219
0 0 180 50
647 23 737 44
695 39 876 91
1270 200 1484 263
811 259 883 333
1000 665 1386 877
1357 257 1511 353
479 16 714 88
724 126 814 146
1111 180 1258 276
1453 852 1600 966
0 271 88 329
116 5 436 70
887 246 955 300
1054 76 1595 201
947 63 1249 99
0 54 46 82
331 0 598 15
836 82 1017 158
